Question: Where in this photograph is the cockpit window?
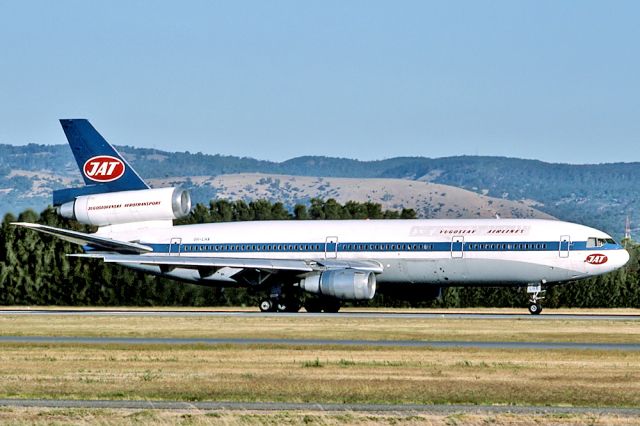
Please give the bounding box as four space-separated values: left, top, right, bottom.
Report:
587 237 617 248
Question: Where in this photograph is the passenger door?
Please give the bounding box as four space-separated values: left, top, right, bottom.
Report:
169 238 182 256
559 235 570 258
451 236 464 258
325 236 338 259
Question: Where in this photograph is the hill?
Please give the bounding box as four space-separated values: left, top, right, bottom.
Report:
150 173 550 220
0 143 636 237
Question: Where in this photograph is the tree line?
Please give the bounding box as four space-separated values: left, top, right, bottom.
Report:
0 199 638 308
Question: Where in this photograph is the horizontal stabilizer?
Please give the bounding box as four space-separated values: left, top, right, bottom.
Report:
12 222 153 254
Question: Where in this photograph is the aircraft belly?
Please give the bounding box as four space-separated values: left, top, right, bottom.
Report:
377 257 574 285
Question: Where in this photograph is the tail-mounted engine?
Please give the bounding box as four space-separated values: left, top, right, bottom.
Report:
299 269 377 300
58 187 191 226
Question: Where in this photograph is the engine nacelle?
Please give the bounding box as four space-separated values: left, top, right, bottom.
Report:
299 269 376 300
58 187 191 226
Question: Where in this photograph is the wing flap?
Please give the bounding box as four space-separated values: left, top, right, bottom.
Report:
315 259 384 273
70 253 315 272
69 254 384 273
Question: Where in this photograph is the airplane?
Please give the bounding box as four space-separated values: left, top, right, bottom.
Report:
13 119 630 314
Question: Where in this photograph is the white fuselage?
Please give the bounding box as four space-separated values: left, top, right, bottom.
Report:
102 218 630 288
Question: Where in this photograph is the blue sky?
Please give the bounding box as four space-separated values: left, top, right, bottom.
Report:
1 1 638 164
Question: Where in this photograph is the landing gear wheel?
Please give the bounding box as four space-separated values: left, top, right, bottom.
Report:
528 303 542 315
286 300 301 313
322 299 341 313
526 283 546 315
259 299 274 312
273 296 300 312
304 299 322 313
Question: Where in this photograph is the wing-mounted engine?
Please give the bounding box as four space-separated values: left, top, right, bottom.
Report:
58 187 191 226
299 269 376 300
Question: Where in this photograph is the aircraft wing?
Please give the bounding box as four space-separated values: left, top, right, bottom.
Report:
70 253 384 274
13 222 383 274
12 222 153 254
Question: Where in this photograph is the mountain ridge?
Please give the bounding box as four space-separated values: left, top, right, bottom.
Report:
0 143 636 238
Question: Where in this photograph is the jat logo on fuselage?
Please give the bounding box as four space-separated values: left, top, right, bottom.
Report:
83 156 125 182
585 254 608 265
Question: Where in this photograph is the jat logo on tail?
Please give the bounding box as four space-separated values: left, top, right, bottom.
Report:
585 254 608 265
83 156 125 182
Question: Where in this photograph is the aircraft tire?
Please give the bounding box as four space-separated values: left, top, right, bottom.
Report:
322 299 341 313
259 299 274 312
286 299 301 313
304 299 322 313
276 299 300 313
528 303 542 315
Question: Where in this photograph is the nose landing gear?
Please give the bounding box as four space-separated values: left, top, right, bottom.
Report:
527 283 545 315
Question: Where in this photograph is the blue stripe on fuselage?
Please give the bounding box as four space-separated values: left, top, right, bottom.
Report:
142 240 623 255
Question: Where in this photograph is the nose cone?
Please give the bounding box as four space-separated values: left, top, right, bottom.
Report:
607 249 630 272
619 249 631 268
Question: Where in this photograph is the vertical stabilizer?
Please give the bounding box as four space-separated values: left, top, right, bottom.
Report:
53 119 149 205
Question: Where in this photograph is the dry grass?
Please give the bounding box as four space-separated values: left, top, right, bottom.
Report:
0 407 639 426
0 344 639 407
1 310 639 414
0 312 638 344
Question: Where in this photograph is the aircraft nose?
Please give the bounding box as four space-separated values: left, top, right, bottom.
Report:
619 249 630 267
610 249 631 270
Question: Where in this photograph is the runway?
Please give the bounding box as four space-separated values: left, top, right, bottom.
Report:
1 335 639 351
1 309 638 321
0 398 639 416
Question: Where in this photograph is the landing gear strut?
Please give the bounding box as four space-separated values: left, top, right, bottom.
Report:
258 285 302 313
526 283 545 315
256 285 341 313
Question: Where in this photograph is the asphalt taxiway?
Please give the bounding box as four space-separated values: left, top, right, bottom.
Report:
0 309 638 321
0 398 639 416
1 335 638 351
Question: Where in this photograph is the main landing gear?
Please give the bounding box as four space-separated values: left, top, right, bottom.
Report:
257 286 341 313
259 296 341 313
303 297 341 313
258 285 302 313
259 297 301 312
526 283 546 315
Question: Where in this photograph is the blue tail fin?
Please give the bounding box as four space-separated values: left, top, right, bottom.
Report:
53 119 149 205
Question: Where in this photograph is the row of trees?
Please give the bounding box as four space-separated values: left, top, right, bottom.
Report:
0 199 638 307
